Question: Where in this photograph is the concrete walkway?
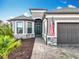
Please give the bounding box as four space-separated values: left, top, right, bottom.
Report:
31 37 79 59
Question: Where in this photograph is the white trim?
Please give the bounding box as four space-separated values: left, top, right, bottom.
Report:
31 10 47 12
33 17 42 20
46 14 79 18
42 18 48 42
42 20 44 34
23 21 25 34
43 18 47 22
15 21 17 34
26 21 27 34
27 21 33 34
55 19 79 38
15 21 24 35
47 35 56 39
32 22 35 34
11 21 15 34
42 18 47 34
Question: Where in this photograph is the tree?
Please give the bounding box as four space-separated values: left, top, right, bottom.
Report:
0 24 13 37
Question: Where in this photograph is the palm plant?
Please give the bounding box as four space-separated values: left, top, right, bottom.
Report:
0 21 21 59
0 36 21 59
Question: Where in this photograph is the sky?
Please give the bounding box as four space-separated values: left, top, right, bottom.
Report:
0 0 79 20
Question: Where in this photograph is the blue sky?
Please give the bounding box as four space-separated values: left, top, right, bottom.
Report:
0 0 79 20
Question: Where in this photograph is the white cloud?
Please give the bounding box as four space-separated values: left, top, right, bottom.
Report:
68 5 76 8
24 10 31 17
57 6 63 9
24 12 30 17
9 16 14 19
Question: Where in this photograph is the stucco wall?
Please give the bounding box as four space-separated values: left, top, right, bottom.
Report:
31 12 45 19
46 14 79 45
47 18 52 36
14 34 35 39
11 21 15 34
42 18 47 42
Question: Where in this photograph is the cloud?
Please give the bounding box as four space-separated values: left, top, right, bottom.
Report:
9 16 14 19
24 10 31 17
57 6 63 9
68 4 76 8
60 0 67 4
24 12 30 17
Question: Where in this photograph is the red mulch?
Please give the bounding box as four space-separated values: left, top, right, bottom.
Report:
0 38 35 59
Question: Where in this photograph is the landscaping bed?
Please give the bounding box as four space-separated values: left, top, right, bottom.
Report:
0 38 35 59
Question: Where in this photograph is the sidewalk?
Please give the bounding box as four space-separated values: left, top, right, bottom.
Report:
31 37 78 59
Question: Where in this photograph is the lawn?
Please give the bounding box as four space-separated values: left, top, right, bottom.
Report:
0 38 35 59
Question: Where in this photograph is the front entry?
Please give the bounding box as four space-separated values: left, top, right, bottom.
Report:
35 19 42 37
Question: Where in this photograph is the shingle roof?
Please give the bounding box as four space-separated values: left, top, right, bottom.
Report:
8 15 34 21
46 8 79 14
29 8 47 10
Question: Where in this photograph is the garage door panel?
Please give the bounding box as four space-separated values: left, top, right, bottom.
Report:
57 23 79 44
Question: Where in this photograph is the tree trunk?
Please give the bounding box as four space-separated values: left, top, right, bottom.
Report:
3 55 8 59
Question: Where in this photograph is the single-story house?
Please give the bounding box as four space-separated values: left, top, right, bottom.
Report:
8 8 79 46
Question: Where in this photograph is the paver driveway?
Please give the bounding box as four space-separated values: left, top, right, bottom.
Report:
31 37 79 59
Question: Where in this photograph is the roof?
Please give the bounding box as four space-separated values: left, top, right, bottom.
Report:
29 8 47 10
46 8 79 14
8 15 34 21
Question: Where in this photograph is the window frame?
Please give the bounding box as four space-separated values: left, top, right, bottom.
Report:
27 21 32 33
16 21 24 34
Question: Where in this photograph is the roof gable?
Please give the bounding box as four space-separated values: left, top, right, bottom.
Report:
8 15 34 21
12 15 32 19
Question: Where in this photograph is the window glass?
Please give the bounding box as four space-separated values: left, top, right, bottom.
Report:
28 22 32 33
17 22 23 34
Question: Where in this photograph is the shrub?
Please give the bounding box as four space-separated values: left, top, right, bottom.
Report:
0 35 21 59
0 22 21 59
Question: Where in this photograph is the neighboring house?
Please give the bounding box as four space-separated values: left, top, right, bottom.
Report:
8 8 79 46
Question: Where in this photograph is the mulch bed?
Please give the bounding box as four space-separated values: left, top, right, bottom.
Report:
0 38 35 59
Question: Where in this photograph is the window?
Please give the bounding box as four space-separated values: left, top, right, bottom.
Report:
17 22 23 34
27 22 32 33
